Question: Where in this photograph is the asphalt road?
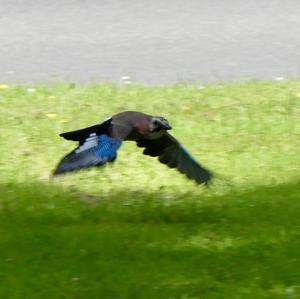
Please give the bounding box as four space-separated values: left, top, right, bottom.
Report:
1 0 300 84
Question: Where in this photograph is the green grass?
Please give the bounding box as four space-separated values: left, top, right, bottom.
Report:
0 81 300 298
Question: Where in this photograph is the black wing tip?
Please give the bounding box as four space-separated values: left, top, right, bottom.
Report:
59 132 67 138
196 171 213 186
52 165 87 176
193 167 214 185
52 159 78 176
52 166 68 176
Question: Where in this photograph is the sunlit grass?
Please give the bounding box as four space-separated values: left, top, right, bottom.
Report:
0 81 299 298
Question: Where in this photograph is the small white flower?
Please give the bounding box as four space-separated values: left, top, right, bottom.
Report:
121 76 132 84
27 88 36 93
275 77 284 81
121 76 131 81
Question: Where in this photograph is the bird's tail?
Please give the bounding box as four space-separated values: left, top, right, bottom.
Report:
60 119 112 142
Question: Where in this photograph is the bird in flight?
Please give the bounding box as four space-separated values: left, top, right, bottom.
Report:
53 111 212 185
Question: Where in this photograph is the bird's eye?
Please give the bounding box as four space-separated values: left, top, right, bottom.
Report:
153 120 159 126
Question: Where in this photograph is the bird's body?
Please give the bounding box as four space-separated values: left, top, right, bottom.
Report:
54 111 212 185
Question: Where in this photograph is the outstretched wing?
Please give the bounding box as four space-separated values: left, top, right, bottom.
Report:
137 133 212 185
53 134 122 175
54 117 133 175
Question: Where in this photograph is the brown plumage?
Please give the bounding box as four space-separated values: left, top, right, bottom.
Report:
53 111 213 185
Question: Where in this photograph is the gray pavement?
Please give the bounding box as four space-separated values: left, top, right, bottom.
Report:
1 0 300 84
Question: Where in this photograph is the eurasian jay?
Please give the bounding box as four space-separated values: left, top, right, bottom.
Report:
53 111 212 185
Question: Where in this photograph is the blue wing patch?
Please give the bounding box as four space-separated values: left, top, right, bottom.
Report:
94 135 121 160
54 134 122 175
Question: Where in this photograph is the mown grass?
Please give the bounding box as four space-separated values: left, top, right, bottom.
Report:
0 81 299 298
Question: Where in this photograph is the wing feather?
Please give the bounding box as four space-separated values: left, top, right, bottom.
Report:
137 133 212 185
54 134 122 175
55 117 133 175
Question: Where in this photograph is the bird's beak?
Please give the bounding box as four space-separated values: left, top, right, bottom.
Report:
163 124 172 130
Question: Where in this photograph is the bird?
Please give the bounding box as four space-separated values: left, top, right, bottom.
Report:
53 111 212 185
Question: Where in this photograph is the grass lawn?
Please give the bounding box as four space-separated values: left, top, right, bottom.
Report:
0 80 299 298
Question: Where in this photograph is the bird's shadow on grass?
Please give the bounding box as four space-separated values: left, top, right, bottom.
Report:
0 180 300 298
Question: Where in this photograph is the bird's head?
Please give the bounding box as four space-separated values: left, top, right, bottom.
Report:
149 116 172 132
